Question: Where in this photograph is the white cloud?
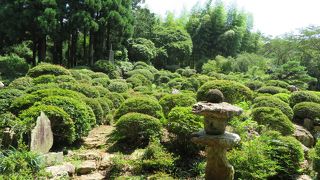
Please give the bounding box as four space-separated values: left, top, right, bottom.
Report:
144 0 320 36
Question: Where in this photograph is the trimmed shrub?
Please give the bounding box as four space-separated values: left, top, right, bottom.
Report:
108 81 129 93
93 86 110 97
33 75 56 84
167 77 199 91
19 105 75 144
93 60 116 74
266 80 290 89
127 69 154 82
228 137 279 180
264 132 304 176
8 77 34 91
83 98 103 125
114 96 164 121
25 83 59 93
197 80 253 103
41 96 94 138
257 86 289 95
251 107 294 135
92 78 111 88
133 86 153 95
126 74 151 88
114 113 162 145
159 93 197 117
54 75 77 83
253 96 293 119
70 69 93 83
289 91 320 107
104 93 125 109
273 93 290 104
59 82 100 98
293 102 320 121
0 88 25 113
312 140 320 175
245 81 264 90
141 140 175 172
167 107 203 155
96 98 111 116
90 72 109 79
27 63 71 78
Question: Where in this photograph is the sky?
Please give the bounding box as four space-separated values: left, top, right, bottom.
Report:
144 0 320 36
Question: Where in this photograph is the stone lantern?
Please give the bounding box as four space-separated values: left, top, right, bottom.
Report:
191 89 243 180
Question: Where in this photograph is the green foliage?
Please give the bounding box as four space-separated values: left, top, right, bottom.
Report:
59 82 100 98
176 67 197 77
266 80 290 89
27 63 71 78
257 86 289 95
127 69 154 82
167 77 200 91
115 96 164 121
159 93 196 117
197 80 253 103
114 113 162 145
108 81 129 93
293 102 320 121
272 60 316 89
83 98 103 125
141 140 175 172
253 96 293 119
19 105 75 144
128 38 157 63
251 107 294 135
273 93 291 104
228 137 279 180
104 93 125 109
92 78 111 88
33 75 56 84
0 54 29 80
93 60 117 75
126 74 151 88
245 81 264 90
8 77 34 91
312 140 320 174
41 96 94 139
0 88 25 113
289 91 320 107
0 150 46 178
167 107 203 155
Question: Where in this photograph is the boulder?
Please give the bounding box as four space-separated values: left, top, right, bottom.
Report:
303 118 314 131
79 172 105 180
99 153 115 170
294 175 312 180
293 125 314 147
78 151 101 161
77 160 97 175
42 152 64 166
46 163 75 178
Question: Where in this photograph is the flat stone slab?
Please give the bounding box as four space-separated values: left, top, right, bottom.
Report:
79 172 105 180
77 160 97 175
46 163 75 178
192 102 243 119
42 152 64 166
192 131 241 148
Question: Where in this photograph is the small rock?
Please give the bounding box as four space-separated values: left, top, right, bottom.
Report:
314 126 320 132
42 152 64 166
79 172 105 180
288 85 299 92
78 151 101 161
303 118 314 131
46 163 75 178
99 153 115 170
293 125 314 147
294 174 312 180
172 88 180 94
77 160 96 175
0 81 4 88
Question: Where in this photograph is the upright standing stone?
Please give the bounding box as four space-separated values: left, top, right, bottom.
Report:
109 44 114 64
0 81 4 88
30 112 54 154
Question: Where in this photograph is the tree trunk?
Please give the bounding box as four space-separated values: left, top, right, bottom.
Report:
89 30 94 66
37 36 46 63
83 28 87 63
32 39 37 66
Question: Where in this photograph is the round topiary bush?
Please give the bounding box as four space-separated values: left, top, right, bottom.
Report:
0 88 25 113
293 102 320 121
92 78 111 88
245 81 264 91
59 82 100 98
312 140 320 176
8 77 34 91
266 80 290 89
114 96 164 122
103 92 125 109
83 98 103 125
108 81 129 93
159 93 197 117
197 80 253 103
253 96 293 119
251 107 294 135
90 72 109 79
25 83 59 93
273 93 290 104
0 54 29 80
27 63 71 78
289 91 320 107
257 86 289 95
93 60 116 74
54 75 77 83
167 78 196 91
127 69 154 82
167 107 203 155
33 75 56 84
126 74 151 88
19 105 75 145
114 113 162 145
41 96 95 138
